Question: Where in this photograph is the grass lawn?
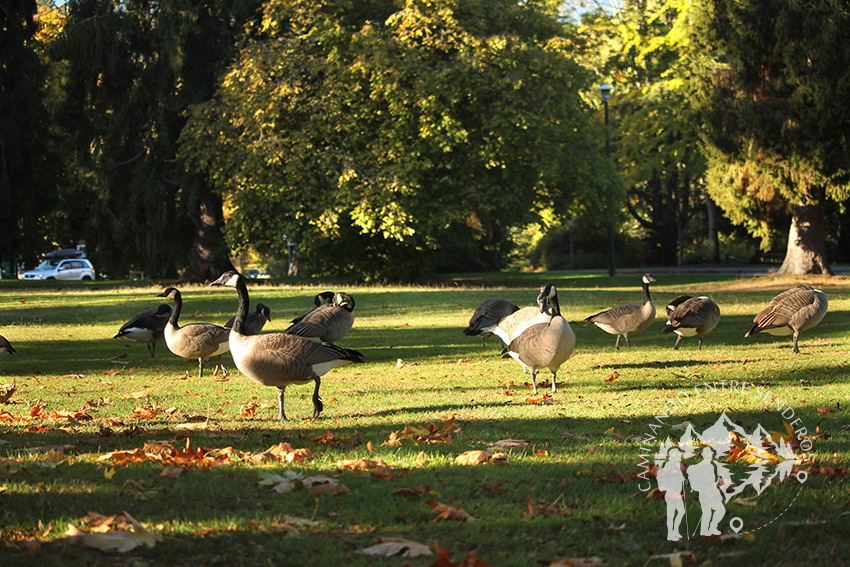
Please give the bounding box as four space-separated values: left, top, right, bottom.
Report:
0 272 848 566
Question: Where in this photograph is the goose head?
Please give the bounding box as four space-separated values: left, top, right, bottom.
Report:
537 283 560 315
157 287 181 300
642 274 656 285
210 271 242 288
315 291 335 307
256 302 271 322
334 293 355 312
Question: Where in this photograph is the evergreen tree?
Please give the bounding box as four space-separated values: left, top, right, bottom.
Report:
690 0 850 274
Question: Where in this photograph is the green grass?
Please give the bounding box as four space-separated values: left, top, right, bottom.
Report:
0 273 848 566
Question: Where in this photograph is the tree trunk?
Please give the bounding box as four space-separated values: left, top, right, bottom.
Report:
776 204 833 275
705 194 721 263
183 181 234 282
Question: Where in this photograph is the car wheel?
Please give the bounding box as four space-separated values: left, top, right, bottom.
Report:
82 276 92 280
46 277 55 280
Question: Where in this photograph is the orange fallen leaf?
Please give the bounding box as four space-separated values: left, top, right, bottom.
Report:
302 475 349 496
526 393 552 404
429 545 488 566
603 371 620 383
426 499 475 522
0 382 16 404
393 485 433 496
817 407 833 415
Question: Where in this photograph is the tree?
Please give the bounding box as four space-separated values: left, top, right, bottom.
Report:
50 0 260 279
181 0 609 281
0 0 60 275
690 0 850 274
578 0 709 266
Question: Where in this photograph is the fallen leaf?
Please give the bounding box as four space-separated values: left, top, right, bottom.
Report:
603 371 620 383
546 558 604 567
526 393 552 404
62 511 158 553
645 551 697 566
426 499 475 522
493 439 529 448
302 476 349 496
817 407 833 415
393 485 433 496
0 382 16 403
361 537 433 558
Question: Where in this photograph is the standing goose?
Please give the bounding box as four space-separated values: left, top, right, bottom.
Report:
0 335 15 354
661 295 721 350
745 285 828 353
464 298 520 346
113 304 173 357
156 287 230 377
504 283 576 395
289 291 335 326
211 271 364 420
225 303 270 335
285 292 355 343
582 274 656 349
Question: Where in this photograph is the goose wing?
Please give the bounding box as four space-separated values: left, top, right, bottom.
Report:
752 288 816 330
465 299 519 335
584 303 641 326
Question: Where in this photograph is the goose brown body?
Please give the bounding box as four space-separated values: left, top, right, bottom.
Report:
157 288 230 377
114 304 173 357
661 295 721 349
745 285 828 353
285 293 355 343
212 272 364 420
225 303 270 335
583 274 656 349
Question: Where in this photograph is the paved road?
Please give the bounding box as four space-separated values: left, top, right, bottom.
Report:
547 264 850 276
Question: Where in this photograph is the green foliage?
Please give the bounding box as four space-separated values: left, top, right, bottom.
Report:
691 0 850 248
181 0 609 281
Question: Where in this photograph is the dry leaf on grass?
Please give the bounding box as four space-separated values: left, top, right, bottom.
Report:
426 499 475 522
454 450 508 466
0 382 16 403
385 418 460 446
61 511 159 553
360 537 433 558
302 475 349 496
603 371 620 383
258 471 303 494
645 551 696 566
429 545 488 566
493 439 529 448
393 485 433 496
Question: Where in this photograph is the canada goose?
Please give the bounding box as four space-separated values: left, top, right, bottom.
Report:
285 292 355 343
289 291 335 326
745 285 828 353
464 298 520 346
583 274 656 349
484 293 551 347
113 304 173 357
661 295 721 350
0 335 15 354
211 271 364 420
156 287 230 377
225 303 270 335
504 283 576 395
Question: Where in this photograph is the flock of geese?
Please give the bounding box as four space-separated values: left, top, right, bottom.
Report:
0 272 830 420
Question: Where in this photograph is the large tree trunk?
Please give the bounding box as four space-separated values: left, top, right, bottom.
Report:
776 204 833 275
183 181 234 282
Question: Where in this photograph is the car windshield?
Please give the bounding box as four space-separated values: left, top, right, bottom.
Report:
33 260 60 271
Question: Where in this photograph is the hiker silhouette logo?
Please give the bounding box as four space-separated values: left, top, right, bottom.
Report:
636 382 812 540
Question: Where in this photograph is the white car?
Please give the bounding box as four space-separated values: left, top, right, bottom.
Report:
20 258 96 281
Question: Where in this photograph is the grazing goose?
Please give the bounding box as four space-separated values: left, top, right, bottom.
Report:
504 283 576 395
464 298 520 346
484 292 551 347
211 271 364 420
225 303 270 335
661 295 721 350
0 335 15 354
745 285 828 353
113 304 173 357
583 274 656 349
289 291 335 326
156 287 230 377
285 292 355 343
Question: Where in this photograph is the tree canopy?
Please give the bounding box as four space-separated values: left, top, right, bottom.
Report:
181 0 611 280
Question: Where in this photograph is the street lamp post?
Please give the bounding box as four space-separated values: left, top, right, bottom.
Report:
598 84 616 277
